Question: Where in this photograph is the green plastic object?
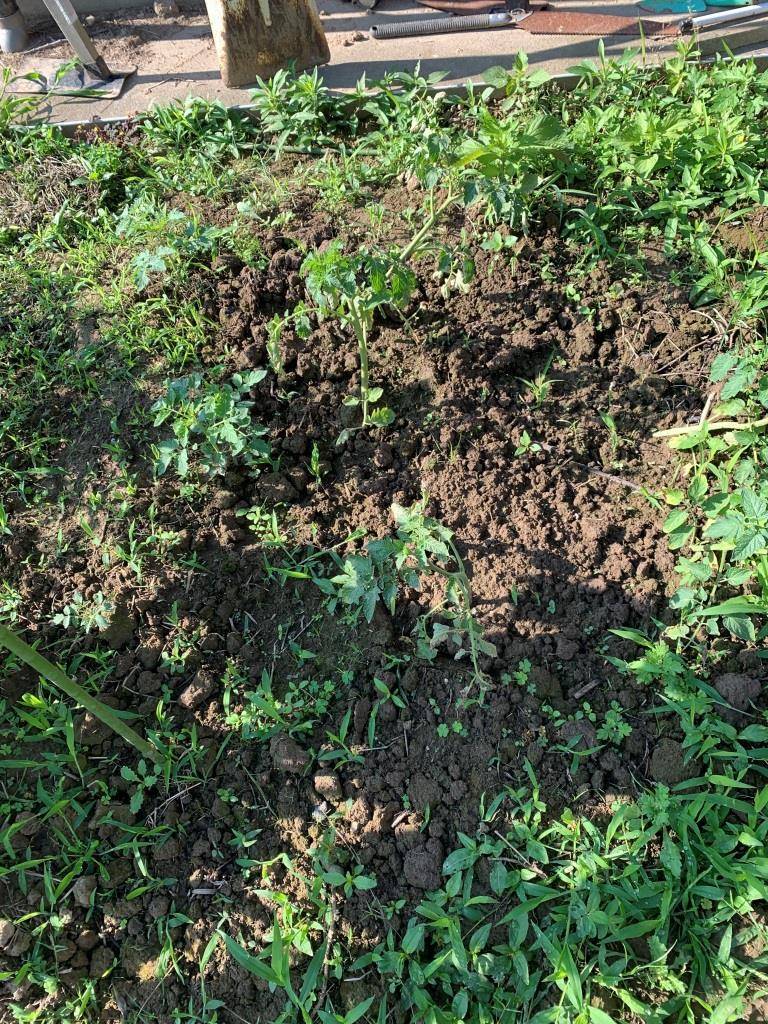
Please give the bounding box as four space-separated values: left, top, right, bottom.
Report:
706 0 754 7
639 0 706 12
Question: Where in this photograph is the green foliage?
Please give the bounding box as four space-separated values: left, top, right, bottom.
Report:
302 241 415 435
150 370 270 478
0 625 157 760
315 499 495 689
51 591 114 634
361 769 768 1023
223 665 341 741
119 757 160 814
4 48 768 1024
654 345 768 645
250 67 355 153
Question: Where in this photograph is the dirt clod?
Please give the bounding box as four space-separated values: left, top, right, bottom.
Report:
713 673 761 723
0 920 14 950
5 928 31 957
403 844 443 890
270 735 311 774
178 669 216 710
314 770 343 802
649 739 692 786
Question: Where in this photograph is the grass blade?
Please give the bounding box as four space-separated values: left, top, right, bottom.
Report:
0 624 157 761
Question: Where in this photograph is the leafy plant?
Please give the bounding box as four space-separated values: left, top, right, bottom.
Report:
519 349 560 407
302 242 413 437
316 499 495 690
150 370 270 478
120 757 161 814
52 591 114 633
596 700 632 745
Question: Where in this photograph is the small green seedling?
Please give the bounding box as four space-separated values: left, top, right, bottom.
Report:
514 430 541 457
368 676 407 746
519 350 560 407
302 242 414 439
596 701 632 745
319 707 364 767
321 864 377 898
120 758 161 814
266 314 285 376
308 442 325 485
52 591 114 633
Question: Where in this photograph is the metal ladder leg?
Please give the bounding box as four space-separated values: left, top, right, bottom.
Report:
42 0 112 79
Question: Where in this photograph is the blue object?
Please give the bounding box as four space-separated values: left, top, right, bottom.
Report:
639 0 706 11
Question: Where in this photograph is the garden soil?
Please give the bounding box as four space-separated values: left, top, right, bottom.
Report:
2 188 750 1020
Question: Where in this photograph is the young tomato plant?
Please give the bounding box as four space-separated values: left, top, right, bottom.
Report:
302 241 415 441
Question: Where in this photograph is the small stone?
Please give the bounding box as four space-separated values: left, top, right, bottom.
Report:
270 734 310 773
153 0 179 15
314 771 342 802
72 875 97 908
0 919 14 949
147 895 170 920
178 669 216 710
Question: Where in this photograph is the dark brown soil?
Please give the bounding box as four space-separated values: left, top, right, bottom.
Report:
1 202 725 1019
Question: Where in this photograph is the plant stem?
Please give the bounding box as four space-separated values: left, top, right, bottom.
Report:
0 624 158 761
399 188 458 264
655 415 768 439
348 298 370 427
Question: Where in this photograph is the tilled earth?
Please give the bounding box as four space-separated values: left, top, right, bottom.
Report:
1 208 735 1019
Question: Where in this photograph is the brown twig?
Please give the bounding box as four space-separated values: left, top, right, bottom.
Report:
583 467 644 492
571 679 600 700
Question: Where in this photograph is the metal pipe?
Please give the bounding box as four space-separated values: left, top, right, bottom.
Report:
371 10 513 39
683 2 768 30
0 0 28 53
